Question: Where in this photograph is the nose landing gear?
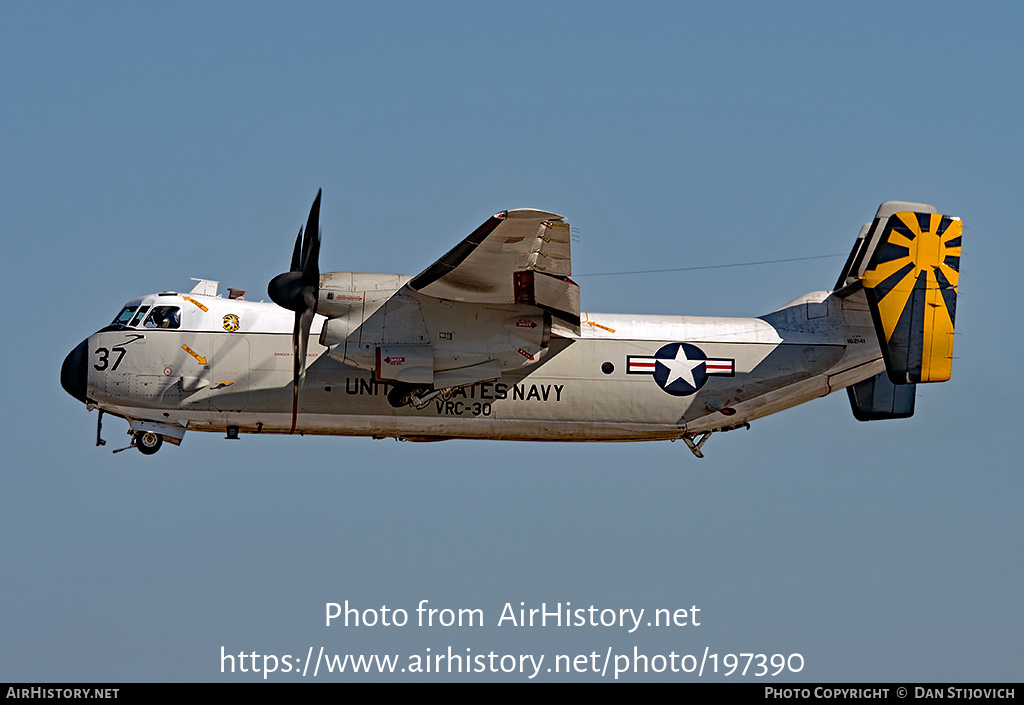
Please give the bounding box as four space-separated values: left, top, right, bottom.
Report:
107 419 187 455
135 431 163 455
111 430 164 455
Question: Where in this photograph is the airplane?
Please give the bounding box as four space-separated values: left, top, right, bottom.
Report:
60 191 961 458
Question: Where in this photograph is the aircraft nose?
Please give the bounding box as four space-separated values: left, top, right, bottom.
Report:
61 339 89 403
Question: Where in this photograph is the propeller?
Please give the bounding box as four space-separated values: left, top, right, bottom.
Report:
268 189 322 433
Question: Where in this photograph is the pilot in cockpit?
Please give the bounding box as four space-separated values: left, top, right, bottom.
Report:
144 306 181 329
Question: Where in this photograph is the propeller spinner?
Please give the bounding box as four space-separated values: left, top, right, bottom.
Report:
268 189 322 433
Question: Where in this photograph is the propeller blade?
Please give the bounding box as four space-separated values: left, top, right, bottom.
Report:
290 311 301 433
290 227 303 273
296 307 314 382
269 189 324 434
288 303 316 434
301 190 322 280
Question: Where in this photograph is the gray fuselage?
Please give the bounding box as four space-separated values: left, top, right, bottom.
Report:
62 287 883 443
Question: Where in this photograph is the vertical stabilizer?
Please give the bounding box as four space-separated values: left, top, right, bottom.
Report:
836 202 961 386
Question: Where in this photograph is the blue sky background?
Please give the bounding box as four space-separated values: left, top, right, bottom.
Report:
2 2 1021 682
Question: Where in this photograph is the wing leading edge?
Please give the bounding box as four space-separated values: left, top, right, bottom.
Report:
408 209 579 326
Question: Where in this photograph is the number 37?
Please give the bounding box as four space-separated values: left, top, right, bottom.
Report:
94 347 127 371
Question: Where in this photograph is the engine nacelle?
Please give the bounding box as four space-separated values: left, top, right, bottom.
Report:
319 280 552 389
375 344 433 384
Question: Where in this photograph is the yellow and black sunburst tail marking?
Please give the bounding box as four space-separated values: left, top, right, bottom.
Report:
861 211 961 384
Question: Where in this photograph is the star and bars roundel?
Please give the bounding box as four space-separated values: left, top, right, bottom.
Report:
627 343 734 396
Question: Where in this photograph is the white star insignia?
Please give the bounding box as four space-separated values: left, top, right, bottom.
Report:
657 345 704 389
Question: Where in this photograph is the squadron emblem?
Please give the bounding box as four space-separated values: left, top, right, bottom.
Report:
222 314 240 332
627 343 734 396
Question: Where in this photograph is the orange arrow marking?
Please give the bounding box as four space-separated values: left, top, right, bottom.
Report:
181 344 208 365
183 296 209 312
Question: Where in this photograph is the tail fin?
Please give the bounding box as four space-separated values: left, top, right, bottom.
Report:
836 201 961 385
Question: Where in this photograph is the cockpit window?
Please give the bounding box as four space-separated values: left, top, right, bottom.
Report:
112 306 139 326
128 306 150 327
143 306 181 329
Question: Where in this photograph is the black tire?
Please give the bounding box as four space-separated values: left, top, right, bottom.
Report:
387 383 428 408
136 431 163 455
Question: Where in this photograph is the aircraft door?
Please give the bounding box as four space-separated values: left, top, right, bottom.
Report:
211 335 250 411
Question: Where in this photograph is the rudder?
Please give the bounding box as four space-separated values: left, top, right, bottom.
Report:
836 201 962 386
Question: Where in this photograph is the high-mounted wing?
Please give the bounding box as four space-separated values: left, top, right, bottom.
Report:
407 209 579 326
318 206 582 402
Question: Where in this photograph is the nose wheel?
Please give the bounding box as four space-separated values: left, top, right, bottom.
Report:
108 419 184 454
134 431 163 455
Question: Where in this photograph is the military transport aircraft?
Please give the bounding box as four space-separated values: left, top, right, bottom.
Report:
60 191 961 457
